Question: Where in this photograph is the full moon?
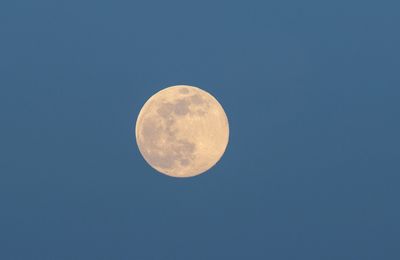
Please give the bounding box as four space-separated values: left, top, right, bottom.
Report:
135 85 229 178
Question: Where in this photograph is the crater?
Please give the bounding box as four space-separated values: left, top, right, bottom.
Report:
176 139 196 156
174 99 190 116
180 159 190 166
191 94 204 105
196 109 206 116
157 102 174 118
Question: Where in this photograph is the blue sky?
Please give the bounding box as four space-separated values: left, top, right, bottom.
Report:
0 0 399 259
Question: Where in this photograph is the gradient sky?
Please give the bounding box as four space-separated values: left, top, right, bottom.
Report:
1 0 399 259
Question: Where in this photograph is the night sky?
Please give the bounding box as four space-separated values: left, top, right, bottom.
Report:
1 0 399 259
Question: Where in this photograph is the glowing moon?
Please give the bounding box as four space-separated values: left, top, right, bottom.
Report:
135 85 229 177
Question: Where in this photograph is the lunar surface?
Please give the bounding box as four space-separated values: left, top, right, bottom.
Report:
135 85 229 177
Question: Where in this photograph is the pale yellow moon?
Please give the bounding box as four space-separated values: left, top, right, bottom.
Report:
135 85 229 178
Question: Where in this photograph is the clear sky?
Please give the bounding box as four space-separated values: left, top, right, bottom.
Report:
1 0 399 259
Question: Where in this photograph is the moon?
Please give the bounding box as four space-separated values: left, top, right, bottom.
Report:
135 85 229 178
